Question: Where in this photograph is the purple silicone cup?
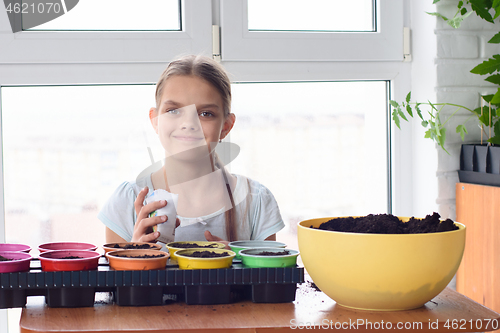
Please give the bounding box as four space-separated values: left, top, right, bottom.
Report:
0 243 31 253
38 242 97 253
0 251 32 273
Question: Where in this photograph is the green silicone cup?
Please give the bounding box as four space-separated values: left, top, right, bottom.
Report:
228 240 287 260
239 247 299 268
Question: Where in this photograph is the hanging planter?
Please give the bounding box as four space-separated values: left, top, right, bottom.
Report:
459 143 500 186
489 145 500 174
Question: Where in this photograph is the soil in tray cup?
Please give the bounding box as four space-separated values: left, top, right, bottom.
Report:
297 213 465 311
39 250 100 272
166 241 226 260
239 248 299 268
0 243 31 253
105 249 169 270
38 242 97 253
102 242 162 254
228 240 287 260
0 251 32 273
174 249 235 269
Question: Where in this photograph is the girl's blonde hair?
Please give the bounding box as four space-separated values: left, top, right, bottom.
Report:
155 55 232 117
156 55 238 241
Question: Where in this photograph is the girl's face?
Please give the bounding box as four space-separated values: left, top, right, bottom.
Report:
150 75 234 160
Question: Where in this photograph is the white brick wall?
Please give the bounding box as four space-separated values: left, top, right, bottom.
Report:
435 1 500 220
437 34 479 59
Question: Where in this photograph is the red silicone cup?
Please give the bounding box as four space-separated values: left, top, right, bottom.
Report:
0 251 32 273
0 243 31 253
38 242 97 253
39 250 101 272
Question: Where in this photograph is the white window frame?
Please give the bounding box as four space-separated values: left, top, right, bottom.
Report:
0 0 212 84
220 0 403 61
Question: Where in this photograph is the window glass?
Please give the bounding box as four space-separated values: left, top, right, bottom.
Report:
248 0 375 32
230 81 389 250
26 0 181 31
1 85 159 252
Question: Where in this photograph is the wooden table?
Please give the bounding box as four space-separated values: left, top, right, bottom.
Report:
19 284 500 333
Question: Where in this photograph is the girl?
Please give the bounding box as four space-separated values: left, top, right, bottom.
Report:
99 55 284 247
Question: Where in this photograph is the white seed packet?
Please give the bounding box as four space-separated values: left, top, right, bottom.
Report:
144 189 179 243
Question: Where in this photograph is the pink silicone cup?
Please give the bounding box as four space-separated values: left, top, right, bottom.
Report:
0 251 32 273
39 250 101 272
38 242 97 253
0 243 31 253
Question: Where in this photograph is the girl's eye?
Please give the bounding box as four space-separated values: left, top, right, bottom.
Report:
200 111 214 117
165 108 180 115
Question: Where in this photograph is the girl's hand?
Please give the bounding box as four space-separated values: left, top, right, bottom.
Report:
204 230 230 249
133 186 168 243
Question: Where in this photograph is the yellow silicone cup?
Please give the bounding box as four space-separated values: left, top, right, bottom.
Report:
166 241 226 260
174 249 236 269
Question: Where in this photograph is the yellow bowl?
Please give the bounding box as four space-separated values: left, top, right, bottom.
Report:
297 217 466 311
174 249 236 270
165 241 226 260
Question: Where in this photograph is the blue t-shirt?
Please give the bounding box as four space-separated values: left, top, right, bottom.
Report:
98 173 284 244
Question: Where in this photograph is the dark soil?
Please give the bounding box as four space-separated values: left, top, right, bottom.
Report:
111 243 155 249
0 255 15 261
255 250 291 256
183 251 230 258
309 282 321 292
60 256 83 259
170 242 220 248
316 212 458 234
113 254 164 259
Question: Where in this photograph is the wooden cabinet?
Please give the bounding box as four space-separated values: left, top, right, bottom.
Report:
456 182 500 314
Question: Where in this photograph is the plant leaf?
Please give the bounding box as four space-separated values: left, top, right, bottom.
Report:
494 0 500 19
473 106 483 116
428 100 439 113
389 100 399 108
415 103 423 120
434 118 441 137
398 107 408 122
481 94 500 107
479 108 491 126
489 32 500 44
406 104 413 117
405 91 411 103
485 74 500 84
488 121 500 144
433 0 441 3
456 124 468 141
471 55 500 75
470 0 495 23
421 120 429 127
461 7 468 15
458 0 464 8
392 108 401 129
446 11 473 28
438 127 447 150
490 88 500 104
483 94 495 102
426 11 449 21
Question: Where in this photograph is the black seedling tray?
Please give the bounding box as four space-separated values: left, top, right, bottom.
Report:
0 257 304 308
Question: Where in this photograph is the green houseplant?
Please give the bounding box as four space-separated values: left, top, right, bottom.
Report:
391 0 500 180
